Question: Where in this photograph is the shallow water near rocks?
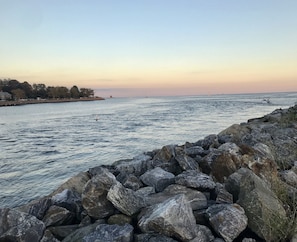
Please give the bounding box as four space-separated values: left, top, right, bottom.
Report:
1 92 297 208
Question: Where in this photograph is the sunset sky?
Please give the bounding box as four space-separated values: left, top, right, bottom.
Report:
1 0 297 97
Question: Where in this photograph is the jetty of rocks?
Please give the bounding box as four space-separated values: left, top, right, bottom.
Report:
1 105 297 241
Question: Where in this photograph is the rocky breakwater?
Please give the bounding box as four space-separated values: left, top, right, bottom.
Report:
1 105 297 242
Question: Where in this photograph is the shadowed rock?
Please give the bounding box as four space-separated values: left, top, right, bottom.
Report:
138 194 197 241
175 170 216 191
206 203 248 242
0 208 45 242
107 182 145 216
140 167 175 192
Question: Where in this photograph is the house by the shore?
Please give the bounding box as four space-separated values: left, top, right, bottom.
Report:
0 91 12 101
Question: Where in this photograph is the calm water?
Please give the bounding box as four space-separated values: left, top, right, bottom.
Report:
1 92 297 208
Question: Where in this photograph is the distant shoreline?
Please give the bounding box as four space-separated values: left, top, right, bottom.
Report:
0 97 105 107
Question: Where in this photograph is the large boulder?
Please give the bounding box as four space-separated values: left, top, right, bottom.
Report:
0 208 45 242
175 154 200 171
81 223 134 242
144 184 208 211
113 154 152 176
237 169 287 241
50 171 90 196
138 194 197 241
140 167 175 192
107 182 145 216
42 205 74 227
206 204 248 242
81 168 117 219
175 170 216 191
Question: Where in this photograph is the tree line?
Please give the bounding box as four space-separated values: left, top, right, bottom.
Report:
0 79 94 100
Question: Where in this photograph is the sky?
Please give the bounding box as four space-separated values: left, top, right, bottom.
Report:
1 0 297 97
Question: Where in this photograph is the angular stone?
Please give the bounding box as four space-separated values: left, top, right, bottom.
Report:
163 184 208 210
52 189 82 221
135 233 178 241
81 169 117 219
122 174 143 191
140 167 175 192
107 182 144 216
113 154 152 176
49 224 79 240
18 197 52 220
175 154 200 171
107 214 132 226
50 171 90 196
185 146 205 157
0 208 45 242
206 204 248 242
195 134 219 149
40 229 60 242
153 145 176 162
191 224 215 242
210 151 240 183
135 186 156 197
43 205 74 227
237 169 287 241
215 184 233 204
280 170 297 187
62 221 107 242
175 170 216 191
138 194 197 241
218 142 241 155
82 223 134 242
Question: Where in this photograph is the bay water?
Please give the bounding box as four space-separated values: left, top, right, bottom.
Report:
1 92 297 208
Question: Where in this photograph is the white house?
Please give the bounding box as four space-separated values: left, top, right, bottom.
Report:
0 91 12 100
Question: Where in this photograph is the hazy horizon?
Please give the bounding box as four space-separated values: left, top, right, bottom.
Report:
1 0 297 97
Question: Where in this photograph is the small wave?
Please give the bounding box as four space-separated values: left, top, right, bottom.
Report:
42 150 60 155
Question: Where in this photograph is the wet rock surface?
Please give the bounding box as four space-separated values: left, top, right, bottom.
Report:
1 105 297 241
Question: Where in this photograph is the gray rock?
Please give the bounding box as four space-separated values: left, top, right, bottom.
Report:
195 134 219 150
280 170 297 187
218 142 241 156
0 207 45 242
43 205 74 227
138 194 197 241
113 154 152 176
50 171 90 196
107 214 132 226
49 224 79 240
81 169 117 219
135 186 156 197
62 220 107 242
18 197 52 220
225 168 250 201
163 184 208 210
153 145 176 162
175 154 200 171
190 225 215 242
175 170 216 191
41 229 60 242
210 151 241 183
134 233 178 241
123 174 143 191
107 182 144 216
215 183 233 204
237 169 287 241
185 146 205 157
82 223 134 242
140 167 175 192
52 189 82 221
206 203 248 242
144 184 208 211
